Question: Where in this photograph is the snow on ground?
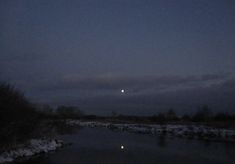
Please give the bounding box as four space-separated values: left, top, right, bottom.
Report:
0 139 63 163
67 120 235 142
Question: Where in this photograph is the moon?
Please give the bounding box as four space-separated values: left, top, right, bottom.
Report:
121 89 125 93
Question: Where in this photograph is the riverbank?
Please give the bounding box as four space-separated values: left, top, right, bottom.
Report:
67 120 235 143
0 139 63 163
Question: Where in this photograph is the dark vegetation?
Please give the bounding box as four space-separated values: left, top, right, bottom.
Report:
78 110 235 129
38 105 84 119
0 83 40 151
38 105 235 126
1 82 235 151
102 107 235 128
0 82 83 151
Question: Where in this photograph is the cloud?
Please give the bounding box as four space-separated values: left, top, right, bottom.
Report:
37 73 229 94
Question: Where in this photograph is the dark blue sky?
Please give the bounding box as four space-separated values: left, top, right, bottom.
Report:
1 0 235 115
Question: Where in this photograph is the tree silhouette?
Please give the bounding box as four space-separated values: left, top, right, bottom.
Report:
0 82 40 149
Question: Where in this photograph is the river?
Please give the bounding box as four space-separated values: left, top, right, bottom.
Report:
16 127 235 164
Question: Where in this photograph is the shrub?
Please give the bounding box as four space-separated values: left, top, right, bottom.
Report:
0 82 40 149
56 105 83 119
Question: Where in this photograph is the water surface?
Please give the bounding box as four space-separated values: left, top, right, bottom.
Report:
17 127 235 164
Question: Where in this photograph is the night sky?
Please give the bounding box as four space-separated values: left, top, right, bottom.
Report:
1 0 235 115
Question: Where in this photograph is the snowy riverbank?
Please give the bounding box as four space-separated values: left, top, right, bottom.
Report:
0 139 63 163
67 120 235 142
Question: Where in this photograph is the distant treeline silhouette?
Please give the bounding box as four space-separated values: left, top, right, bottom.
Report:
149 107 235 123
71 108 235 128
39 104 235 126
37 105 84 119
37 100 235 124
